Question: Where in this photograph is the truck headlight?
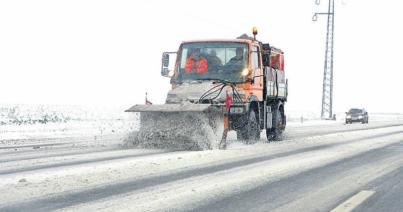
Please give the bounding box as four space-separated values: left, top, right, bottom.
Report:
241 68 249 77
359 115 363 119
346 115 351 119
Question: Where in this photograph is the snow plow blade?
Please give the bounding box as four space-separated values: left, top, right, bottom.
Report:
125 104 225 150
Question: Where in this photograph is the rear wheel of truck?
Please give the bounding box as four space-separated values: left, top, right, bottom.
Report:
237 110 260 143
266 106 284 141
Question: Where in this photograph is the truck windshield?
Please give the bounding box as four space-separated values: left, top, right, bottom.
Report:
177 42 248 83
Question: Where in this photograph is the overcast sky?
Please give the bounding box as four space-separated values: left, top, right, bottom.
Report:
1 0 402 114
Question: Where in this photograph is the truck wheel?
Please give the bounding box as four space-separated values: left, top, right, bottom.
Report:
237 110 260 143
247 110 260 143
236 130 246 140
235 115 247 141
236 130 244 141
266 107 283 141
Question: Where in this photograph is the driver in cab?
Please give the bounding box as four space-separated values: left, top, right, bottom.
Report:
185 49 208 74
226 48 244 66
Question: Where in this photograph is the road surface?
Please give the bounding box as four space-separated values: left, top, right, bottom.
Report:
1 120 403 211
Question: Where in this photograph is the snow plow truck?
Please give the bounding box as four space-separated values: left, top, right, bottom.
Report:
126 28 288 150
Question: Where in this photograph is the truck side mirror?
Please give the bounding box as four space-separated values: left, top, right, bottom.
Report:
161 53 170 77
161 52 177 78
162 53 169 67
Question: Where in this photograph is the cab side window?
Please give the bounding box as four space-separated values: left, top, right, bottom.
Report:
251 46 260 70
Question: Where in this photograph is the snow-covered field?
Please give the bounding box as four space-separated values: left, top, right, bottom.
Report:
1 105 403 211
0 105 138 148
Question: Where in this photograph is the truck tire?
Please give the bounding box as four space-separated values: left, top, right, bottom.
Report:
237 110 260 143
247 110 261 143
236 116 247 140
266 107 283 141
236 130 245 140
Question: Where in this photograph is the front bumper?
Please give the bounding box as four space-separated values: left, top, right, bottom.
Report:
346 118 364 122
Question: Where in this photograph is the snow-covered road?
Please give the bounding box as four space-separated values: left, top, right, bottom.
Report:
1 120 403 211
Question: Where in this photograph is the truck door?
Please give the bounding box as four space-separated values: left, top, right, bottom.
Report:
251 45 263 101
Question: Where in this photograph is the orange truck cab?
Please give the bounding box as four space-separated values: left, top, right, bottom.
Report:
160 28 288 142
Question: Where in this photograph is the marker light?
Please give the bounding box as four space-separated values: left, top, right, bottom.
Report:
252 27 258 35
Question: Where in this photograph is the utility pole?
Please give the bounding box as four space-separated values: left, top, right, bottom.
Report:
313 0 335 120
